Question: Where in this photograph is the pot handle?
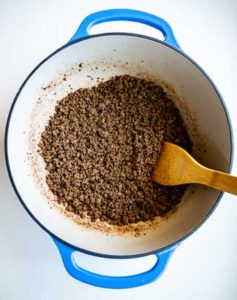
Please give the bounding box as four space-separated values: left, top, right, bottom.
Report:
53 237 176 289
69 9 180 49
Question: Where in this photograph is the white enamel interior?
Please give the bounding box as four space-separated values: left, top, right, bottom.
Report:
6 35 231 256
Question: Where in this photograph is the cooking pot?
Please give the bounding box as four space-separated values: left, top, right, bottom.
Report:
5 9 233 289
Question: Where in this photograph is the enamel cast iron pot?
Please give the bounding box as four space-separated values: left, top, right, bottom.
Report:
5 9 233 289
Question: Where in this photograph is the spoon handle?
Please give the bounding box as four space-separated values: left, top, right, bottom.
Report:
195 166 237 195
206 170 237 195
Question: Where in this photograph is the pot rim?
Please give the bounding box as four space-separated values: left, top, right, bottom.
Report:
4 32 234 258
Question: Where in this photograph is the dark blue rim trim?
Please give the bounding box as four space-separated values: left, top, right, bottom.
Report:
4 32 234 259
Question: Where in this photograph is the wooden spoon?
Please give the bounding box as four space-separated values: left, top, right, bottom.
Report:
153 142 237 195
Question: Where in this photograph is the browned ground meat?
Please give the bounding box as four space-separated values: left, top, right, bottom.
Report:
39 75 192 226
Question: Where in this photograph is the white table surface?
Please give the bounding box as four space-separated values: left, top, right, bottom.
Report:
1 0 237 299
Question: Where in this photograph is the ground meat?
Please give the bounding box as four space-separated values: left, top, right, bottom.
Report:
39 75 192 226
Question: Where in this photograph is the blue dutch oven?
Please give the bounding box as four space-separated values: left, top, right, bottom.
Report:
5 9 233 289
